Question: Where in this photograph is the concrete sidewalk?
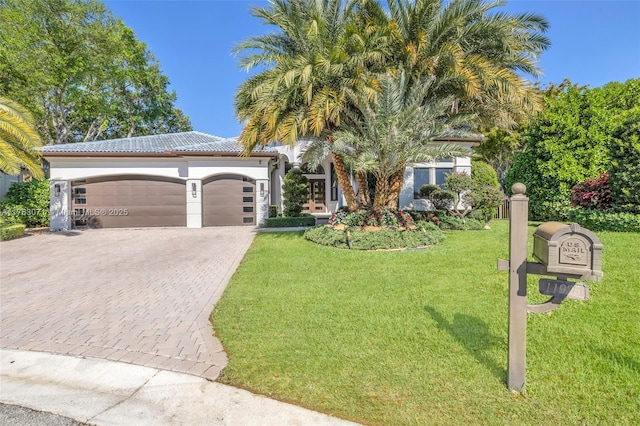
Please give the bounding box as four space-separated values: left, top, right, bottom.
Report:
0 349 359 426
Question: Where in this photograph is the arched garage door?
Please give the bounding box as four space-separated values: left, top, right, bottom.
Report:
71 175 186 228
202 174 256 226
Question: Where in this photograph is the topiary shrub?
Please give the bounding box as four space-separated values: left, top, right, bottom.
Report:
0 179 49 227
282 169 308 217
0 223 26 240
268 205 279 218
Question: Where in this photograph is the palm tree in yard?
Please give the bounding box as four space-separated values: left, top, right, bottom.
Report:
235 0 549 210
359 0 550 128
234 0 385 211
0 96 43 179
304 71 471 210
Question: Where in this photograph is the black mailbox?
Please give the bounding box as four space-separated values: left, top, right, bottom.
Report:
532 222 603 281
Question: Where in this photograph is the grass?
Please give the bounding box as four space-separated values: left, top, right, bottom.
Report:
212 220 640 425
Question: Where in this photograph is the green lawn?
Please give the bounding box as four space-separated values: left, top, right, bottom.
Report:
212 221 640 425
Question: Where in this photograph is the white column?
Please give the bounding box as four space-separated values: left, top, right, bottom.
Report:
256 179 269 226
186 179 202 228
50 180 70 231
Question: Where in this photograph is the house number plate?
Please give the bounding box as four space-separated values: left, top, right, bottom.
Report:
539 279 590 301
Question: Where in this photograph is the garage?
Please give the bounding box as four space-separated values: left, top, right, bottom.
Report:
71 175 187 229
202 174 256 226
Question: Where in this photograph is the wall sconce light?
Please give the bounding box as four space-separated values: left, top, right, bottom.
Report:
273 162 279 170
191 182 197 198
54 184 61 197
260 182 265 197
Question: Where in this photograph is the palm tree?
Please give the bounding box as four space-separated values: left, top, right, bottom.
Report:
0 96 43 179
304 71 471 210
359 0 550 128
234 0 385 211
235 0 549 210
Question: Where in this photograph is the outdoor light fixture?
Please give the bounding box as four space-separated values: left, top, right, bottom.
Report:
191 182 197 198
54 184 61 197
273 162 279 170
260 182 265 197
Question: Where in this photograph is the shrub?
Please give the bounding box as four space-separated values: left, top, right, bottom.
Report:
408 210 441 227
304 225 445 250
419 184 440 199
268 205 279 218
0 179 49 227
0 223 26 241
445 172 474 219
329 209 414 228
282 169 308 217
609 107 640 214
570 173 613 210
567 209 640 232
465 185 504 224
429 190 455 210
471 160 500 188
438 216 485 230
264 215 316 228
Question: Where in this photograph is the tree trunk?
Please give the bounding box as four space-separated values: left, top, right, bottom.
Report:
331 152 360 211
356 171 370 207
385 169 405 210
373 175 389 210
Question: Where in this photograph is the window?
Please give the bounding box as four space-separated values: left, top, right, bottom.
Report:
435 168 453 187
243 186 253 193
243 196 253 203
243 206 254 213
413 168 454 198
243 217 254 224
413 168 430 199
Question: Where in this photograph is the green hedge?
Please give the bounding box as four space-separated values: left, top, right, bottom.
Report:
567 209 640 232
264 215 316 228
0 224 26 241
304 225 445 250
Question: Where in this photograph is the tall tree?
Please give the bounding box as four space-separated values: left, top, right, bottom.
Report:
303 71 470 209
0 96 43 178
0 0 192 144
234 0 385 211
358 0 550 128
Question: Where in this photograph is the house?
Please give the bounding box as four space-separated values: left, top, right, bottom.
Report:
42 131 479 230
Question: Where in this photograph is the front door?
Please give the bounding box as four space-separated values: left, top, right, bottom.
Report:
303 179 326 213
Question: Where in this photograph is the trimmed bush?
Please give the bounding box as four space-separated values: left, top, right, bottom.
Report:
282 169 308 217
609 107 640 214
1 179 49 227
0 223 26 241
567 209 640 232
329 209 413 228
264 215 316 228
268 205 279 218
304 225 444 250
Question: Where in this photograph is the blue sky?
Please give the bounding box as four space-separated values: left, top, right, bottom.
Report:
107 0 640 137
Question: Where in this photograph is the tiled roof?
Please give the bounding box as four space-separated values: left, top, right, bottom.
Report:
41 132 277 154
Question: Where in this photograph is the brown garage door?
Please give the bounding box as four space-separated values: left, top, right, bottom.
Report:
202 174 256 226
71 175 186 228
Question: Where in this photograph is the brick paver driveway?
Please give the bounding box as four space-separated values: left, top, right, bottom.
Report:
0 227 255 380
